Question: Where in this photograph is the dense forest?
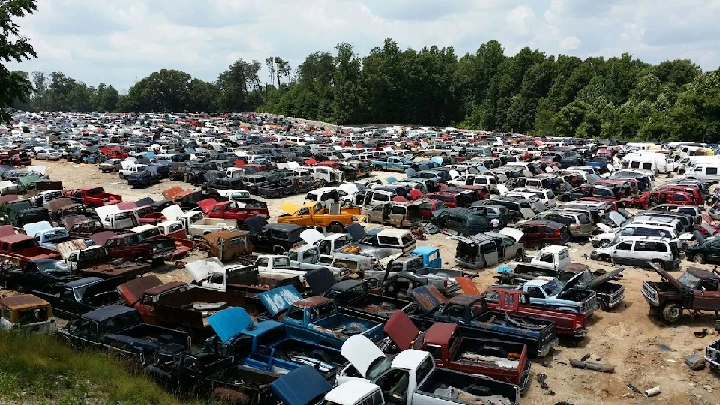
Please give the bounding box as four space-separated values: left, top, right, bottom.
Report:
11 39 720 142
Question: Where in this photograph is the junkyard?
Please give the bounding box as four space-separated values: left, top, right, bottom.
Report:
0 113 718 405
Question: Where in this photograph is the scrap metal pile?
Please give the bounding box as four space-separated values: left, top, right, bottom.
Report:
0 111 719 404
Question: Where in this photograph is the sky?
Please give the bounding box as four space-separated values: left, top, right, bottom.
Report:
7 0 720 93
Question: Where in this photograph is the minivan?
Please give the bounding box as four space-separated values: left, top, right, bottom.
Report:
591 237 680 270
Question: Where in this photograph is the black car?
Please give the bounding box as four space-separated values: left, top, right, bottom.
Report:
0 259 78 292
249 223 306 254
32 277 123 318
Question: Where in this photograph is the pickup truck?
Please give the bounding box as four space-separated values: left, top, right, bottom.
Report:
58 242 151 280
407 286 558 357
384 310 531 393
23 221 77 250
186 258 282 295
642 264 720 323
206 307 346 377
6 200 51 227
706 339 720 373
145 351 233 394
103 232 177 263
176 210 236 236
126 167 162 188
518 275 599 316
64 185 121 207
369 156 413 172
287 243 351 274
198 198 269 223
337 336 520 405
0 259 77 293
63 215 105 239
511 245 571 272
0 234 61 266
482 287 588 337
117 275 254 341
118 163 147 179
559 267 625 311
322 279 413 322
131 225 193 260
58 305 190 364
277 202 360 232
95 205 139 230
33 277 123 318
258 286 384 349
338 229 417 260
133 205 166 225
256 254 348 284
365 247 464 295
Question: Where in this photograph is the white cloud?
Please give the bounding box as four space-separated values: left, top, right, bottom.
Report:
559 36 581 51
5 0 720 93
506 6 536 37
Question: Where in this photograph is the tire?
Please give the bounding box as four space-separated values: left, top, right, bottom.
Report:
515 249 524 259
693 254 706 264
328 223 344 234
119 173 125 180
652 259 665 270
662 302 682 323
600 255 611 263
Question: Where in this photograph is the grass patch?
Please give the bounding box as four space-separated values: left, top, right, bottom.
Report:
0 331 212 405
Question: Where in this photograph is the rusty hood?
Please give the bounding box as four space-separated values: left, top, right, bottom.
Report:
118 275 163 306
90 231 117 247
47 198 74 212
384 310 421 350
56 239 90 260
650 262 684 290
408 285 448 314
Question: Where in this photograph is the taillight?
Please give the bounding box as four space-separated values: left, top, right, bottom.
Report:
554 230 561 237
574 317 583 329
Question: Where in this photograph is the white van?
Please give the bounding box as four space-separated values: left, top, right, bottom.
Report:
689 164 720 182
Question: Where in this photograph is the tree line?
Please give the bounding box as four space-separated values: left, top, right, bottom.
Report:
10 38 720 142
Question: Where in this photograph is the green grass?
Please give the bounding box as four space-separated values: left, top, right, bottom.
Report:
0 331 212 405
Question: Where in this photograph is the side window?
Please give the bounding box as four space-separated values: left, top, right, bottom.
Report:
634 242 653 252
504 293 515 307
527 287 545 299
540 253 553 263
616 242 632 251
378 236 397 246
256 257 269 267
443 304 465 318
654 243 668 253
707 167 718 175
483 291 499 302
425 344 443 359
211 206 221 213
286 308 304 321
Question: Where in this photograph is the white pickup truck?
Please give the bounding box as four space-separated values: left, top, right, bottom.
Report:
118 163 147 179
336 335 520 405
511 245 571 272
256 254 348 282
161 205 235 236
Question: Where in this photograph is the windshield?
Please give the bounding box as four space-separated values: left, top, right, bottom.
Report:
44 229 69 241
36 261 70 275
366 356 393 380
677 272 701 289
17 307 49 324
542 279 563 296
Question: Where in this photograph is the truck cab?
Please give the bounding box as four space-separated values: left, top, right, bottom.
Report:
0 294 56 333
521 276 598 315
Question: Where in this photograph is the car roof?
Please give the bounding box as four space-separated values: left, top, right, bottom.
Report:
83 305 136 322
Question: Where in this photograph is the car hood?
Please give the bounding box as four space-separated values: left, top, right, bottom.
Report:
208 307 254 343
341 335 386 378
384 310 421 351
587 267 624 289
258 286 303 316
270 366 332 405
499 227 524 242
185 258 225 283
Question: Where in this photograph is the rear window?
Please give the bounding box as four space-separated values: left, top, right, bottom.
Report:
391 206 406 215
642 162 653 170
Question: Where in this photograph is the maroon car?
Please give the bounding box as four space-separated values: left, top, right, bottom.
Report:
515 220 570 248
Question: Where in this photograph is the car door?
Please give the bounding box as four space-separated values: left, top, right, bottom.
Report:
694 278 720 311
611 241 634 265
520 225 541 246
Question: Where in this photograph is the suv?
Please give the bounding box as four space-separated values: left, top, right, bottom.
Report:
642 265 720 323
514 220 570 248
533 210 594 238
431 208 490 236
249 223 305 254
591 237 680 270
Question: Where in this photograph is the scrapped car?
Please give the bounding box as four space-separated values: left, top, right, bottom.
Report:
364 201 422 228
0 294 56 333
591 237 680 270
643 264 720 323
431 208 490 236
513 220 570 248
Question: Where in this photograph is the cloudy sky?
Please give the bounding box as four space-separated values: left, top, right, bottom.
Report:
8 0 720 92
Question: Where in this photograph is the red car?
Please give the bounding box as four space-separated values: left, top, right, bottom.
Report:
514 220 570 248
657 185 704 205
417 199 445 220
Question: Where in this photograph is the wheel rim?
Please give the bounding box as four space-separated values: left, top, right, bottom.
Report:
669 307 680 319
696 255 706 264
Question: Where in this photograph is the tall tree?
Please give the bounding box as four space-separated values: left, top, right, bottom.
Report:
217 59 262 112
0 0 37 121
124 69 194 112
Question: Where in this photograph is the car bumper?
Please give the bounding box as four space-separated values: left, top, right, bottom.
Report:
538 337 559 357
606 291 625 309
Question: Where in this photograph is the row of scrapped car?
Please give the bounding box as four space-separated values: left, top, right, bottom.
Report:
2 112 720 402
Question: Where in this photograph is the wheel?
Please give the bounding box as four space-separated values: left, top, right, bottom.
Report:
600 255 611 263
374 165 382 171
693 254 706 264
597 300 607 311
652 259 665 270
329 223 344 234
119 173 125 180
515 249 524 259
662 303 682 323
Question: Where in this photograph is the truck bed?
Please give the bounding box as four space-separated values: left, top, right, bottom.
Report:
344 294 411 320
154 288 262 330
107 324 189 351
312 314 380 339
452 338 525 370
207 365 279 405
271 339 346 376
81 262 151 280
416 368 520 405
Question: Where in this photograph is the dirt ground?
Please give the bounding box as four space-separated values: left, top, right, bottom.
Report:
7 160 720 404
